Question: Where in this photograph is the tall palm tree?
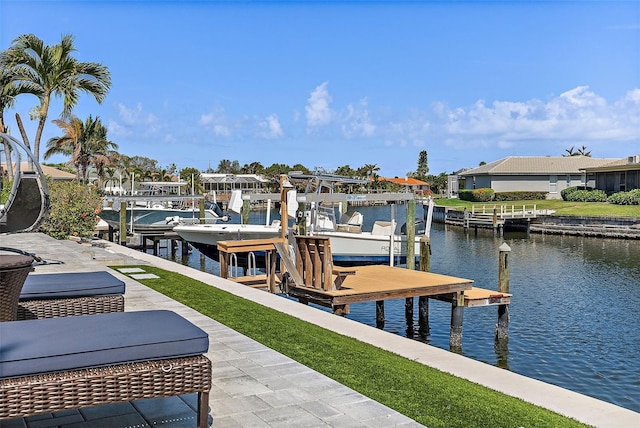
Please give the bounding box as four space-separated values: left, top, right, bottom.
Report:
1 33 111 161
0 66 33 181
362 163 380 179
44 115 118 184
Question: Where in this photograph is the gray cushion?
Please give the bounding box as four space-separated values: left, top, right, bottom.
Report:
19 271 125 300
0 310 208 379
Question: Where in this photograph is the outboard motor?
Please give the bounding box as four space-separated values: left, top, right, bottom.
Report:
400 218 426 235
205 200 229 221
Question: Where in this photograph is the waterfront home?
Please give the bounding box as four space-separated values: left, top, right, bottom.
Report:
378 176 431 195
456 156 615 199
583 154 640 193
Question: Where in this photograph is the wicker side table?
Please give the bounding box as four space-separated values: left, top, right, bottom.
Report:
0 254 34 322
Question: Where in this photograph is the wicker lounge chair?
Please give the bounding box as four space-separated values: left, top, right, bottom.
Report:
0 253 35 322
0 310 212 427
17 270 125 320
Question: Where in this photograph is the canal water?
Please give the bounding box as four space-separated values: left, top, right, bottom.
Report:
157 204 640 413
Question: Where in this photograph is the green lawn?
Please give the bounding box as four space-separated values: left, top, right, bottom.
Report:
116 265 591 428
434 198 640 217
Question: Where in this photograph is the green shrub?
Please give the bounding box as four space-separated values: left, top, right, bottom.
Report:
565 189 608 202
494 191 548 201
459 188 494 202
607 189 640 205
40 180 103 240
459 190 474 201
0 179 10 204
472 188 494 202
561 186 593 201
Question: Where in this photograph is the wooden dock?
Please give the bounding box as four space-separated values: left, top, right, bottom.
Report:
217 236 514 348
285 264 473 312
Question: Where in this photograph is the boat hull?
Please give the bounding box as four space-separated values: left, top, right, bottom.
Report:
316 231 422 266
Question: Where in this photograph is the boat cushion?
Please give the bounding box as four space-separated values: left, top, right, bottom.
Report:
19 271 125 300
0 310 209 379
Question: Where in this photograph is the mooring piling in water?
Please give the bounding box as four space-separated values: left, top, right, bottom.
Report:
496 242 511 340
418 236 431 336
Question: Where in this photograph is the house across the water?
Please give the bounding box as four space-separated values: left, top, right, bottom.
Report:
453 156 615 199
583 154 640 193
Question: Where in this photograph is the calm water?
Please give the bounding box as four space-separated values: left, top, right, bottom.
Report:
157 204 640 413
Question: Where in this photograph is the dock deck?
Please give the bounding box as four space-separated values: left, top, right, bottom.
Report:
287 264 473 307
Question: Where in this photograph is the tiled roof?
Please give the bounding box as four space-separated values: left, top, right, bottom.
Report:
2 162 76 180
459 156 616 176
380 177 429 185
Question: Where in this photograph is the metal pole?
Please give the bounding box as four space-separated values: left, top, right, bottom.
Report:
280 175 287 241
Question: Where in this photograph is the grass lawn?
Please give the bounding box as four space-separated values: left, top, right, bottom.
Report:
116 265 591 428
434 198 640 217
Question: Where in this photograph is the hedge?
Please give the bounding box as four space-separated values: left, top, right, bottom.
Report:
494 191 548 201
459 188 494 202
607 189 640 205
565 189 608 202
561 186 593 201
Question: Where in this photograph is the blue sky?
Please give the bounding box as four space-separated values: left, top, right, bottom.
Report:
2 1 639 177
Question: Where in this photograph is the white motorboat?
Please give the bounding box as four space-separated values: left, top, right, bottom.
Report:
173 173 433 266
99 196 228 233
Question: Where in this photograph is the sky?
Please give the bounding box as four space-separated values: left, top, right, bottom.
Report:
1 1 639 178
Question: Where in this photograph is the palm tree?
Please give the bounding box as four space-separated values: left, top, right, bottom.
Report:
44 115 118 184
0 66 33 181
1 33 111 161
361 163 380 179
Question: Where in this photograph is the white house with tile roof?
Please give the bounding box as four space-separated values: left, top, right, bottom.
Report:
457 156 616 199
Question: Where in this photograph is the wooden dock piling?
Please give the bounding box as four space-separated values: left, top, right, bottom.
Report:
496 243 511 340
418 236 431 336
404 199 416 327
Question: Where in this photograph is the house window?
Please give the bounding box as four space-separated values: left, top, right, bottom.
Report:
549 175 558 193
619 172 626 192
581 172 586 187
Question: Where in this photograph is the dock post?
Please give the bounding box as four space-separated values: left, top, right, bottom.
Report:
376 300 385 329
418 236 431 337
119 201 127 246
199 199 205 224
297 202 307 235
463 208 469 232
242 199 250 225
493 207 498 235
450 292 464 350
182 239 189 255
496 243 511 340
405 199 416 331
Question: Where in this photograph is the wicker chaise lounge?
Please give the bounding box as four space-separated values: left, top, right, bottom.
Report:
17 270 125 320
0 310 212 427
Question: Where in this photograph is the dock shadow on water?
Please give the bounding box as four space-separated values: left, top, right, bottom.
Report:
155 209 640 414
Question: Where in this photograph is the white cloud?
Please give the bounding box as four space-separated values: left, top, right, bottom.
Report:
116 102 157 126
109 102 160 137
199 109 231 137
436 86 640 148
342 99 376 138
306 82 335 132
257 114 283 139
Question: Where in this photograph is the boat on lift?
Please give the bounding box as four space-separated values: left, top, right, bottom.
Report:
174 172 433 266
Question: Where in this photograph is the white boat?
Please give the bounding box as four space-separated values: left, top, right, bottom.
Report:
173 220 281 250
173 173 433 266
99 196 228 233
